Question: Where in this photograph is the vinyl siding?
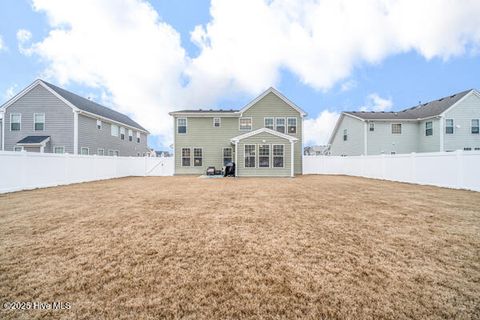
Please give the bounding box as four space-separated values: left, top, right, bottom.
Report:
417 118 440 152
0 119 2 149
78 114 149 156
367 121 419 155
443 93 480 151
330 115 365 156
3 84 74 153
237 132 292 177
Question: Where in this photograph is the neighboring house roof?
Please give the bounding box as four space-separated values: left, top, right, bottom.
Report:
0 79 148 133
344 89 474 120
17 136 50 145
231 127 298 143
169 87 307 117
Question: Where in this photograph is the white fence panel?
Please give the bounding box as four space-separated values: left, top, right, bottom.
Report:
145 157 174 176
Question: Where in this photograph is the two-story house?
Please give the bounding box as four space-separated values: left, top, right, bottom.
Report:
329 89 480 156
169 88 307 177
0 79 150 156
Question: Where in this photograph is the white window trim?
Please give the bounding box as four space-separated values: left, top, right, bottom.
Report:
193 147 203 167
472 119 480 134
10 113 21 131
273 144 285 168
425 121 433 136
213 117 221 127
223 147 233 166
391 123 402 134
244 144 256 168
120 127 126 140
287 117 297 134
369 122 375 132
54 146 65 154
80 147 90 155
108 150 114 156
177 118 188 134
33 113 45 131
97 148 105 156
14 146 24 152
258 144 271 168
181 147 191 167
114 150 119 156
111 124 119 137
275 117 286 133
264 117 274 130
128 129 133 141
445 119 454 134
239 117 253 131
97 119 102 130
343 129 348 141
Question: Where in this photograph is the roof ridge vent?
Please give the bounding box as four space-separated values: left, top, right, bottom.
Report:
450 94 456 98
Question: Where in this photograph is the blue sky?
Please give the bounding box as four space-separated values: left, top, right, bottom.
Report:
0 0 479 150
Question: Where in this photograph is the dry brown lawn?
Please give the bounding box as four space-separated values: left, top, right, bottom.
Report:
0 175 479 319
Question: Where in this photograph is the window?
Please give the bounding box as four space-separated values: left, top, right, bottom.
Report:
194 148 202 166
137 152 140 157
343 129 348 141
81 147 89 155
273 145 284 168
115 151 119 156
97 120 102 130
258 145 270 168
464 147 472 151
369 123 375 132
223 148 233 166
445 119 454 134
239 117 252 131
181 148 191 166
54 146 65 154
472 119 479 134
287 117 297 134
475 147 480 151
244 145 255 168
425 121 433 136
111 124 119 137
392 123 402 134
136 131 141 143
14 146 23 152
10 113 21 131
264 117 274 130
128 129 133 142
213 118 221 127
97 148 104 156
119 127 125 140
275 118 285 133
34 113 45 131
390 151 396 155
108 150 114 156
177 118 187 134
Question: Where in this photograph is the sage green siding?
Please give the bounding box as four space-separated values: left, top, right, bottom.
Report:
173 91 303 176
417 118 440 152
443 93 480 151
367 121 419 155
237 132 292 177
330 115 365 156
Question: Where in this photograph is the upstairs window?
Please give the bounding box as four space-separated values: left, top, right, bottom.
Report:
369 123 375 132
120 127 125 140
136 131 141 143
223 148 233 166
177 118 187 134
259 144 270 168
445 119 454 134
287 117 297 134
111 124 119 137
128 129 133 141
10 113 21 131
181 148 191 166
273 145 284 168
391 123 402 134
343 129 348 141
239 117 252 131
244 145 255 168
264 117 274 130
275 118 285 133
34 113 45 131
97 120 102 130
472 119 479 134
194 148 203 166
213 117 221 128
425 121 433 136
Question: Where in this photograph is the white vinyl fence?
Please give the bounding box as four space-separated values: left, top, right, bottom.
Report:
304 151 480 192
0 151 174 194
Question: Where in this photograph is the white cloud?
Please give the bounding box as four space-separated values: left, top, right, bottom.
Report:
340 79 357 92
21 0 480 146
359 93 393 112
16 29 33 55
4 84 18 100
304 110 340 146
0 35 5 51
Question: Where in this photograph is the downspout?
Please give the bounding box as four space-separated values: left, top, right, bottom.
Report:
73 110 79 155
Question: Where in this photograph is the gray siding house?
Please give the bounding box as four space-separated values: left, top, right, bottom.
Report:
0 79 149 156
329 89 480 156
169 88 306 177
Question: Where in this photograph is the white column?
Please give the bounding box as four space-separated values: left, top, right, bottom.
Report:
73 110 79 155
234 141 238 177
0 111 4 151
439 116 444 152
364 121 368 155
290 141 295 177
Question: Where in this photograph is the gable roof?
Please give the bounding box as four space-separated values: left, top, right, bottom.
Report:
231 127 298 143
1 79 148 133
17 136 50 144
239 87 307 116
344 89 475 120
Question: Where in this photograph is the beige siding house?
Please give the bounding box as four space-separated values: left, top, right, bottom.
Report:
329 89 480 156
169 88 306 177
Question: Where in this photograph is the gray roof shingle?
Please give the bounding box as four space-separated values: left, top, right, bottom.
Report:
171 109 239 113
42 81 148 132
17 136 50 144
344 89 473 120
